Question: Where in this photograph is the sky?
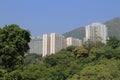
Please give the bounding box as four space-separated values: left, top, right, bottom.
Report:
0 0 120 36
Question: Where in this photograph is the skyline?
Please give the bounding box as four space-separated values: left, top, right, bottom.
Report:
0 0 120 36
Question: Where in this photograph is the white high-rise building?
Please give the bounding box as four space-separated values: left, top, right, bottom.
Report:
42 33 83 57
42 34 50 57
85 23 108 43
42 33 66 57
50 33 66 54
66 37 82 47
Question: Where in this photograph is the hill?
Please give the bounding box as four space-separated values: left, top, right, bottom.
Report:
63 27 85 39
63 17 120 39
105 17 120 39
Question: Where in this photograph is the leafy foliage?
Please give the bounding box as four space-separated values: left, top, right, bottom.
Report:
84 39 105 51
24 53 42 66
107 36 120 49
73 46 88 57
0 24 30 71
0 24 120 80
4 44 119 80
80 59 120 80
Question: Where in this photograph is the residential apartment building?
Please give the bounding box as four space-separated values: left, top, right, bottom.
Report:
29 36 43 55
42 34 50 57
85 23 108 43
66 37 82 47
43 33 66 57
50 33 66 54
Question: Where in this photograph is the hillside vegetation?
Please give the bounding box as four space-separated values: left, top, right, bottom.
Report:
0 20 120 80
63 27 85 39
1 36 120 80
105 17 120 39
63 17 120 39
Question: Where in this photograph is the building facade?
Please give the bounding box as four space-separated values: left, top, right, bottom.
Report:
42 34 51 57
50 33 66 54
29 36 43 55
66 37 82 47
42 33 83 57
85 23 108 43
43 33 66 57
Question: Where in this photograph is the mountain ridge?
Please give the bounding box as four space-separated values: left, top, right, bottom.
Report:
63 17 120 40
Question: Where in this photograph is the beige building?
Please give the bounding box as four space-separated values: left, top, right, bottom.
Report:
42 34 50 57
50 33 66 54
85 22 108 43
66 37 82 47
43 33 82 57
42 33 66 57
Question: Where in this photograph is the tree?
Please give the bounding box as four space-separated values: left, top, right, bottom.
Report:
67 74 80 80
107 36 120 49
0 24 30 71
73 46 88 58
65 46 76 52
24 53 42 66
80 59 120 80
112 47 120 59
84 39 104 51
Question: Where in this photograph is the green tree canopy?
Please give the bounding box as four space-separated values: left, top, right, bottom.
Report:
107 36 120 49
73 46 88 58
0 24 30 71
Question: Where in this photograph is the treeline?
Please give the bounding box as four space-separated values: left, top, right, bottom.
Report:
0 24 120 80
23 38 120 80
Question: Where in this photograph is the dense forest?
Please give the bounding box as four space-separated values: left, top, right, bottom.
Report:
0 25 120 80
24 37 120 80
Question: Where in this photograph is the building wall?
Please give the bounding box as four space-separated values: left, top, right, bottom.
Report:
50 33 55 54
43 34 50 57
50 33 66 54
66 37 73 46
43 33 66 57
85 23 108 43
66 37 82 47
42 33 83 57
29 36 43 55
